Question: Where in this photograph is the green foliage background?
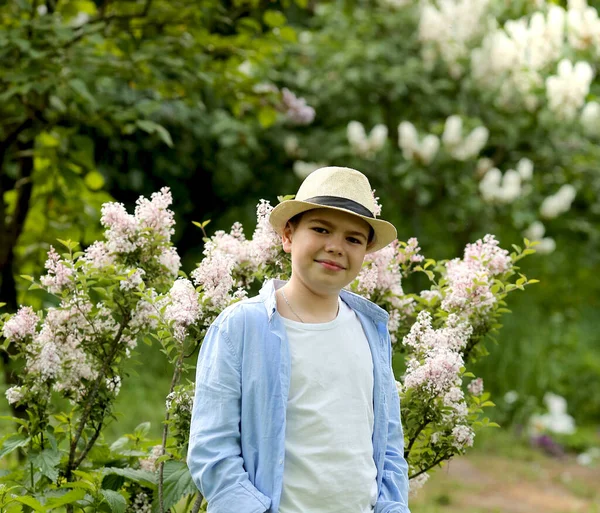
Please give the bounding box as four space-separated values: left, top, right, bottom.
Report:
1 0 599 439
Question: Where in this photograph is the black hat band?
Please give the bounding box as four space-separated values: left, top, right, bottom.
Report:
303 196 375 219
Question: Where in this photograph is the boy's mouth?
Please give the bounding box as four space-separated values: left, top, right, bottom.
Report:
315 259 346 271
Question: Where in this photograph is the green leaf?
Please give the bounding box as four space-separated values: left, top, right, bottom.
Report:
258 106 278 128
69 78 97 107
14 496 46 512
135 120 173 147
263 10 286 28
32 448 62 482
100 490 126 513
0 434 30 459
133 422 151 437
46 489 86 510
84 171 105 191
102 467 156 487
0 415 28 427
161 460 197 510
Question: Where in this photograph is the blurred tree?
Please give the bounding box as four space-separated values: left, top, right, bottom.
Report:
0 0 305 309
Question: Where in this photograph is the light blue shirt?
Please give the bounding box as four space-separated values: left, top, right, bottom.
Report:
188 279 411 513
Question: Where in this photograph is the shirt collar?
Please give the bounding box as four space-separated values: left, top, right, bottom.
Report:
259 279 389 324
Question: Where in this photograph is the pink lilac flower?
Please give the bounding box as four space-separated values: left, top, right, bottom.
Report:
451 424 475 449
463 234 511 275
82 241 115 268
249 200 281 268
120 269 146 291
281 88 316 125
40 247 74 294
442 259 496 316
2 306 39 341
403 348 464 396
101 202 138 253
468 377 484 396
372 190 383 217
158 247 181 277
191 250 237 310
420 289 442 302
398 238 425 265
163 279 201 341
403 311 472 353
134 187 175 240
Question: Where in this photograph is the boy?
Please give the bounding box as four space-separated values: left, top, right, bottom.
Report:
188 166 411 513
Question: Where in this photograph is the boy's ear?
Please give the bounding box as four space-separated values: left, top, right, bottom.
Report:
282 221 294 254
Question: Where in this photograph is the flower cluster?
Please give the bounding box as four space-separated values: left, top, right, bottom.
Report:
419 0 492 77
281 88 316 125
581 101 600 136
529 392 576 435
191 200 282 316
441 116 489 161
478 158 533 204
523 221 556 254
469 3 597 114
442 234 512 321
139 445 163 473
40 247 74 294
161 279 201 342
293 161 326 179
100 187 180 281
398 122 440 165
347 121 388 158
402 311 475 450
546 59 594 121
540 184 577 219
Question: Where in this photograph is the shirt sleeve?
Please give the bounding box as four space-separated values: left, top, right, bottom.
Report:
375 332 411 513
187 322 271 513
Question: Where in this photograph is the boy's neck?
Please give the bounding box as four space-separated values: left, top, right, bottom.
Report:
278 277 340 324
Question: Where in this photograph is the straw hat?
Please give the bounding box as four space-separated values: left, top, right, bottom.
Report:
269 166 397 253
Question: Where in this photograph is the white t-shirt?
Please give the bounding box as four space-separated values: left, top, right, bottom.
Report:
279 298 378 513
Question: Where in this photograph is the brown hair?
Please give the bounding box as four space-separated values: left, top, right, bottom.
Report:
287 211 375 244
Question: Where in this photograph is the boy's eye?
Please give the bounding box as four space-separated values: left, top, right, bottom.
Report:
312 227 328 234
348 237 363 245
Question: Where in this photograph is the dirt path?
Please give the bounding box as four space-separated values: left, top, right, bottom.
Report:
411 453 600 513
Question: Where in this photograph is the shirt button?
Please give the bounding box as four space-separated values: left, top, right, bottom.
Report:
279 459 283 465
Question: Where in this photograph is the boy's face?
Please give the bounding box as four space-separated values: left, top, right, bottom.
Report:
282 208 372 295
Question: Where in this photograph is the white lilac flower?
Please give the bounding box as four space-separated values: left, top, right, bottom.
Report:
529 392 576 435
546 59 594 121
516 158 534 180
398 122 439 165
540 184 577 218
348 121 388 157
567 3 600 51
409 472 430 496
293 161 325 179
581 101 600 136
418 0 492 77
5 386 25 405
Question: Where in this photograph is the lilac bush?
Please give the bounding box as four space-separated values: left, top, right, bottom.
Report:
0 189 536 511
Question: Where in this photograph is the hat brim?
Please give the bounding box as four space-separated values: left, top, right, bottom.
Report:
269 200 397 254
